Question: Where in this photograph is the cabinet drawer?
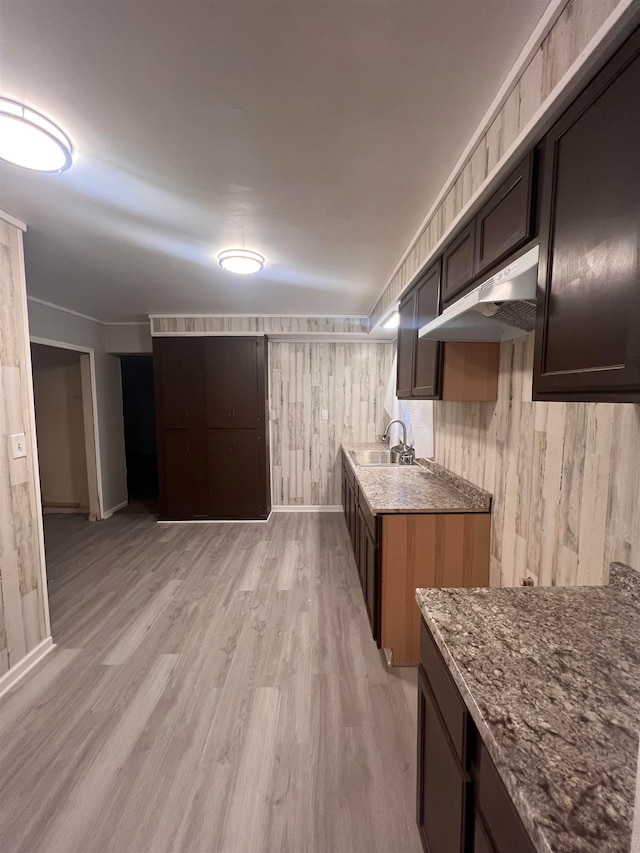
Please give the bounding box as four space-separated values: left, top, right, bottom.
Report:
420 619 469 766
474 153 535 277
442 223 475 304
478 744 535 853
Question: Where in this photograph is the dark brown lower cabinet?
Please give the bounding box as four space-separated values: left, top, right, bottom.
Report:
417 665 471 853
418 618 536 853
206 430 265 519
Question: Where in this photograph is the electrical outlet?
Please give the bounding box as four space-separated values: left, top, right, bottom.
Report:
321 409 329 421
10 433 27 459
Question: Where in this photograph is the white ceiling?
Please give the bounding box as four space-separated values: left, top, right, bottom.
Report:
0 0 550 322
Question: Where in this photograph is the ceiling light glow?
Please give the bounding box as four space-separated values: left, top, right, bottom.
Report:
0 97 73 172
218 249 265 275
383 311 400 329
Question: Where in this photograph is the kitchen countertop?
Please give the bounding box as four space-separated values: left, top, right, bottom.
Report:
341 442 491 514
416 563 640 853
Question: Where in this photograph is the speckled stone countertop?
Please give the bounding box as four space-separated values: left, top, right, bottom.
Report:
416 564 640 853
341 442 491 514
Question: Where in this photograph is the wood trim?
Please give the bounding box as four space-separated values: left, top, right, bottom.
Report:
381 514 490 666
0 638 55 700
442 343 500 402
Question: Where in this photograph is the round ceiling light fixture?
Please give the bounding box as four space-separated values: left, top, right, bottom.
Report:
0 97 73 173
218 249 265 275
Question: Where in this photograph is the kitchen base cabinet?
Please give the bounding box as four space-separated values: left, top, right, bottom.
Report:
382 513 490 666
418 618 536 853
341 452 490 662
417 665 472 853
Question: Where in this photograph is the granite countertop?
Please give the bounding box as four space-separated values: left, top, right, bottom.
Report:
341 441 491 515
416 563 640 853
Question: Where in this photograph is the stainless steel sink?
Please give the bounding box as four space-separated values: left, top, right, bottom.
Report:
349 449 416 467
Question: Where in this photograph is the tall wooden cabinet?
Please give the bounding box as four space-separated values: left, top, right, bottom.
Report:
154 336 270 520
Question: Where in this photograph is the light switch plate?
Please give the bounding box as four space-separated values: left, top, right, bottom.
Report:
10 433 27 459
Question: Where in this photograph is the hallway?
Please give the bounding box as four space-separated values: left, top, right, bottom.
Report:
0 513 420 853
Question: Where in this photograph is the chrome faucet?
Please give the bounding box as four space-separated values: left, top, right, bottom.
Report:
381 419 415 464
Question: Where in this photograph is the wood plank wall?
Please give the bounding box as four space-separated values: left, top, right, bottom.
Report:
269 342 393 506
434 333 640 587
151 316 370 335
0 219 49 677
370 0 623 327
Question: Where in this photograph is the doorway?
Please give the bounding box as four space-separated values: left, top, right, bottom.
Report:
30 342 101 521
119 355 158 513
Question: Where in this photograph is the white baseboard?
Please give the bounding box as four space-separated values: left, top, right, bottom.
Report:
101 500 128 519
0 637 56 700
271 505 343 513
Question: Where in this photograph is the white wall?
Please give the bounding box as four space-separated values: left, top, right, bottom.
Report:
27 301 128 514
31 345 89 510
105 323 152 354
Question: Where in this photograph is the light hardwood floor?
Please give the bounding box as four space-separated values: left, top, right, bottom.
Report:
0 512 421 853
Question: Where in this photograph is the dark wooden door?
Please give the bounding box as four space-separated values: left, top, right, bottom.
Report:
417 665 470 853
534 30 640 402
413 260 442 398
396 293 417 398
162 430 193 519
206 429 263 518
474 152 535 277
442 223 475 304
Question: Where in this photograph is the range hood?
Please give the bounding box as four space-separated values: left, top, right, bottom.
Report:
419 245 540 342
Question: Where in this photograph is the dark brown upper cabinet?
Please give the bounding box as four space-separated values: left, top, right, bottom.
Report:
533 28 640 402
413 261 443 397
396 261 442 399
205 337 262 428
441 223 475 304
397 260 498 402
474 152 535 278
396 294 418 398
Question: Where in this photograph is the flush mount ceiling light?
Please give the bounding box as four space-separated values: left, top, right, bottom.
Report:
0 97 73 173
218 249 265 275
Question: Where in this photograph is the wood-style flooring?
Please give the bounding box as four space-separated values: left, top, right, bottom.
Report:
0 512 421 853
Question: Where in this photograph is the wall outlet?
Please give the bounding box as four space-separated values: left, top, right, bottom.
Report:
10 433 27 459
321 409 329 421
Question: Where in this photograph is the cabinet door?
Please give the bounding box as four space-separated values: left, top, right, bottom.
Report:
364 522 379 645
417 666 471 853
441 223 475 304
474 816 496 853
357 506 367 595
206 430 263 518
205 337 262 427
533 31 640 402
413 260 442 398
396 293 416 398
477 744 535 853
162 430 194 519
154 337 203 428
474 153 535 277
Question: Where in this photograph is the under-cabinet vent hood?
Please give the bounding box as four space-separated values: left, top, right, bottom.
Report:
419 245 540 342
